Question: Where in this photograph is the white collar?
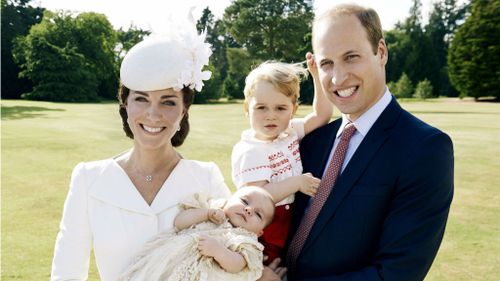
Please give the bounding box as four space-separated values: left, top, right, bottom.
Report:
241 128 291 144
88 159 191 215
337 87 392 138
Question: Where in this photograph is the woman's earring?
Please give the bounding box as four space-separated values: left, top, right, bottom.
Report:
177 126 181 132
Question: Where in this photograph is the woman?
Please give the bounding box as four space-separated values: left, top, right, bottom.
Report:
50 21 230 281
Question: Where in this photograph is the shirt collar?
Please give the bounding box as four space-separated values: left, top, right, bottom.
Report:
336 87 392 138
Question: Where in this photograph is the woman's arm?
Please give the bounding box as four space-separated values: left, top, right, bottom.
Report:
303 52 333 135
51 163 92 281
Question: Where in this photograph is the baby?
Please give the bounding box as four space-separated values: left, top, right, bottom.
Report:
118 186 275 281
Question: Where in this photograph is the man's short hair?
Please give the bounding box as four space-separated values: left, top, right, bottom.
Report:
313 4 383 54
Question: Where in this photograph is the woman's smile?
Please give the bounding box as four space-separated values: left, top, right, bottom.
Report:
140 124 166 134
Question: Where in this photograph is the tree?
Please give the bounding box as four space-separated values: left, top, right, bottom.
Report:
448 0 500 99
1 0 44 98
15 36 98 101
385 0 436 87
394 73 414 98
425 0 469 96
385 28 411 84
223 48 258 99
73 12 118 99
13 10 118 101
116 24 151 55
195 7 227 102
223 0 313 62
402 0 439 87
414 79 434 99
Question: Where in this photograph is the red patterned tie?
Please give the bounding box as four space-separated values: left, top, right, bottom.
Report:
287 122 357 271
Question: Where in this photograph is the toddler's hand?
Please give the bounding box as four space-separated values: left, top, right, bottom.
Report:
207 208 226 224
306 52 319 80
198 234 224 257
298 173 320 197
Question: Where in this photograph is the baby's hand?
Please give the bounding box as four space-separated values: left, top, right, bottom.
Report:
306 52 319 80
198 234 224 257
207 208 226 224
298 173 320 197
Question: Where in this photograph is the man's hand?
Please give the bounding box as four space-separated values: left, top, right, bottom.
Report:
198 234 225 257
258 258 287 281
207 208 226 224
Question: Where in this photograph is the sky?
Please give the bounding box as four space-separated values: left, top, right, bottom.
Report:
37 0 438 34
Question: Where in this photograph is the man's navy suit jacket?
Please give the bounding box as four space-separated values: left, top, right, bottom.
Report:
288 97 454 281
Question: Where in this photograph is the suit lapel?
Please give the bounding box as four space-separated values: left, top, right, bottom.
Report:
313 121 342 177
88 160 154 216
302 97 403 252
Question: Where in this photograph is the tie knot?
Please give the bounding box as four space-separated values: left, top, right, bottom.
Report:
341 123 357 141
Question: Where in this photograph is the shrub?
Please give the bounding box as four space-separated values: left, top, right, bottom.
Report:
394 73 414 98
414 79 434 100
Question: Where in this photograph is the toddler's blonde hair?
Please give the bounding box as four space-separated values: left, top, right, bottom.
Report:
243 61 308 112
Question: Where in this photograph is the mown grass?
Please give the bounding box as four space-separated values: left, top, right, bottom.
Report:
1 98 499 280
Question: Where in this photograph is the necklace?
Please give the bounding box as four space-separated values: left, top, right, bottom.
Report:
131 153 181 184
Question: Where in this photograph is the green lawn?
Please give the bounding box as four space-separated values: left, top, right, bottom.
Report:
2 98 499 280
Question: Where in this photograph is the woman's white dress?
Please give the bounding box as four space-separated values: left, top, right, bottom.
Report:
51 158 231 281
118 193 264 281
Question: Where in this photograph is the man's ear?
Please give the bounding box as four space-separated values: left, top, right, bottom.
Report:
377 39 388 65
257 230 264 237
292 104 298 115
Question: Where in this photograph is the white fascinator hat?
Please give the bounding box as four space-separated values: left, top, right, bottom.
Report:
120 12 212 92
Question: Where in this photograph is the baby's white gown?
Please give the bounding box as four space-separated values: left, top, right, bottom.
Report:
118 193 264 281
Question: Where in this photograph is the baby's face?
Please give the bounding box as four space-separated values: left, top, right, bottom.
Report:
223 188 275 236
247 81 296 141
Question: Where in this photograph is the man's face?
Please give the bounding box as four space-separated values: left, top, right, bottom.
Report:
313 15 388 121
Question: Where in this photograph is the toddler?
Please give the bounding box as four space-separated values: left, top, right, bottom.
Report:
231 54 333 264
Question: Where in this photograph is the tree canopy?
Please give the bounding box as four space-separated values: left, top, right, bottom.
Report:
1 0 44 98
3 0 497 102
448 0 500 99
13 11 118 101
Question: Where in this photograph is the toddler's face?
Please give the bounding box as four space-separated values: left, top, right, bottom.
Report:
223 188 275 236
247 81 296 141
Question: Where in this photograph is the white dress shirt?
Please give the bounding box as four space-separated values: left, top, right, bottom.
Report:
324 88 392 175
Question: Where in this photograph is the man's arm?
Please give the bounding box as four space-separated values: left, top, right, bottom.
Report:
299 132 454 281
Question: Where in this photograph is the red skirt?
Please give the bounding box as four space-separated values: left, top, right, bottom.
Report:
259 203 293 265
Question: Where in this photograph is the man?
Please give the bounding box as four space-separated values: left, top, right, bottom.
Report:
262 4 454 281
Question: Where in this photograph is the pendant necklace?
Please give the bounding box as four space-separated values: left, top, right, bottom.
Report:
139 154 180 183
